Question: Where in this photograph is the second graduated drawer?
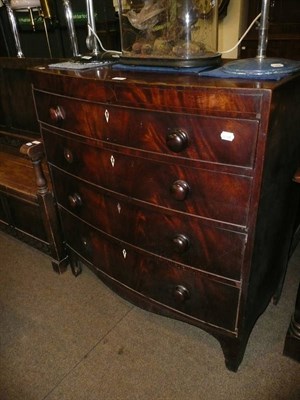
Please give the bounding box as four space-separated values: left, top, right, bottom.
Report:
44 130 252 227
52 167 246 281
35 90 258 167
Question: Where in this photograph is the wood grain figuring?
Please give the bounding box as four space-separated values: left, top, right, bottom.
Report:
60 209 240 332
31 65 300 371
52 167 246 281
35 91 259 168
43 130 252 226
0 140 67 272
31 67 269 116
0 151 39 199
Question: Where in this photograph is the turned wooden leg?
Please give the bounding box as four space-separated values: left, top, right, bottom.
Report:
20 141 67 269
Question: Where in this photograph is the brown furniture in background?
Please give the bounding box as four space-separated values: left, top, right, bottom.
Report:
31 64 300 371
0 58 67 272
284 282 300 363
241 0 300 60
284 170 300 364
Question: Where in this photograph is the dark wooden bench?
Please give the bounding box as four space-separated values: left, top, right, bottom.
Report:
0 58 67 272
0 132 67 272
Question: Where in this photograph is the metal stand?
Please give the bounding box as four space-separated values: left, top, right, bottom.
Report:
85 0 100 57
62 0 80 57
2 0 24 57
3 0 54 58
223 0 300 76
40 7 53 58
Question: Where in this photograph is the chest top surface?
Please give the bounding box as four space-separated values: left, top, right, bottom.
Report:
31 65 300 119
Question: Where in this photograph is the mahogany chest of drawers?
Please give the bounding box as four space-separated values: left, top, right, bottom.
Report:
31 65 300 371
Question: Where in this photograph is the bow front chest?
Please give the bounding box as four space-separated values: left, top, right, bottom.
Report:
31 65 300 371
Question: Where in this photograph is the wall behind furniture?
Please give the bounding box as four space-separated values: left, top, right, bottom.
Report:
219 0 248 59
1 0 253 61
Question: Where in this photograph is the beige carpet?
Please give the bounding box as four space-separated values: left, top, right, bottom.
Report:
0 231 299 400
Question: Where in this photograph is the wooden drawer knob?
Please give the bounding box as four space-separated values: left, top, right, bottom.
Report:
166 129 189 152
68 193 82 208
49 105 65 122
173 234 190 253
63 148 74 164
173 285 190 303
170 180 190 201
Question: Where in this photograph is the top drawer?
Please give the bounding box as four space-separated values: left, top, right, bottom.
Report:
34 90 259 168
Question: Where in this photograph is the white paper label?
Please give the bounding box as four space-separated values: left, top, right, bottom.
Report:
270 63 284 68
220 131 235 142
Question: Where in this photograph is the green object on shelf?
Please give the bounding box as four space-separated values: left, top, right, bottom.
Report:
16 11 99 29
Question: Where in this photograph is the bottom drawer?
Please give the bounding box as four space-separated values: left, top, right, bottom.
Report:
61 210 240 332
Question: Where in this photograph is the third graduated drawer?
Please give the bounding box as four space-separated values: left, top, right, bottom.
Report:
52 167 246 281
44 129 252 227
35 90 259 168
